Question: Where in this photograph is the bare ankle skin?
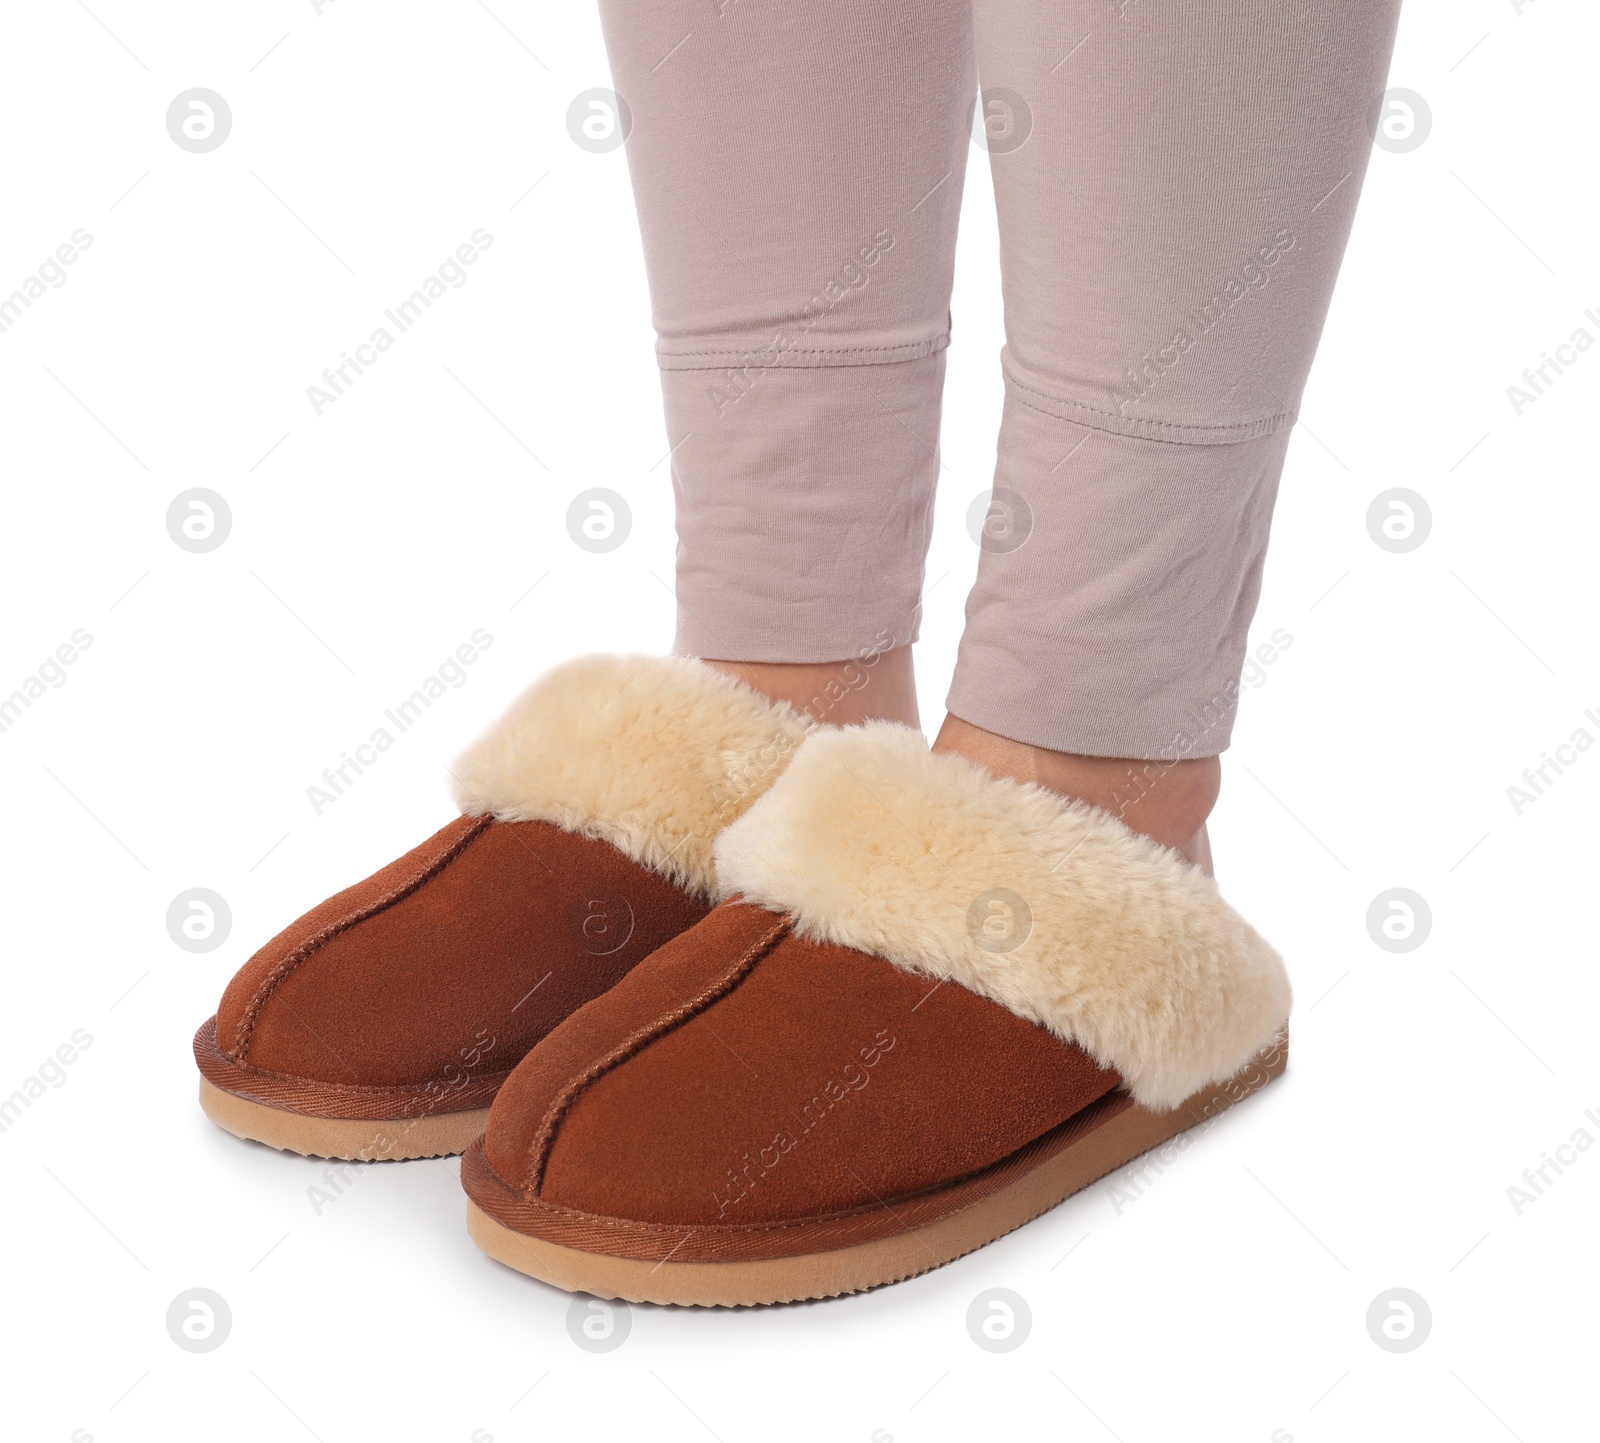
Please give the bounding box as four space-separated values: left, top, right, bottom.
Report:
932 714 1220 874
702 658 1216 872
703 645 921 729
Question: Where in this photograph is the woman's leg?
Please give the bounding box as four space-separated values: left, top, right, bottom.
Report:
596 0 975 729
934 0 1403 865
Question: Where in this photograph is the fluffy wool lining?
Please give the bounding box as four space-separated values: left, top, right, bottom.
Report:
713 724 1291 1110
451 655 808 898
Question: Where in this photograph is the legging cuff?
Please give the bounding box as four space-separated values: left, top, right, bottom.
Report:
945 391 1293 761
668 354 944 664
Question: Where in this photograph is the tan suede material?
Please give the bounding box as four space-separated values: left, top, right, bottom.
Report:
217 815 487 1057
194 1016 507 1118
462 1091 1138 1262
482 901 788 1184
212 816 710 1095
481 902 1120 1229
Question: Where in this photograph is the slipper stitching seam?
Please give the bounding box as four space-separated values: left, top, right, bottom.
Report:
231 813 494 1060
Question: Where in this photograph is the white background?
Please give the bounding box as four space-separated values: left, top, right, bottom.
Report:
1 1 1595 1440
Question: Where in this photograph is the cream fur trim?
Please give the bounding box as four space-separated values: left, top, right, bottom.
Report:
451 655 808 898
713 724 1291 1109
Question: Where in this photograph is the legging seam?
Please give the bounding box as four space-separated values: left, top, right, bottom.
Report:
659 335 949 371
1004 371 1296 447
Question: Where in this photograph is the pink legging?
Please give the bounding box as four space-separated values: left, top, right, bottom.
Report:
598 0 1402 759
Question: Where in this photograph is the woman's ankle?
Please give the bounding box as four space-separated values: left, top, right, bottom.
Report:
931 713 1220 872
702 645 920 729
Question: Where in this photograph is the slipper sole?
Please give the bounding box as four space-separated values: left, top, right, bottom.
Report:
464 1035 1287 1304
199 1076 490 1161
194 1016 502 1161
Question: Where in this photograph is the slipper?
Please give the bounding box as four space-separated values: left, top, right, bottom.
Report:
194 654 806 1161
461 722 1290 1302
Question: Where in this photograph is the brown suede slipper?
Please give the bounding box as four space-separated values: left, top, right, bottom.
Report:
462 722 1292 1303
195 654 806 1162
